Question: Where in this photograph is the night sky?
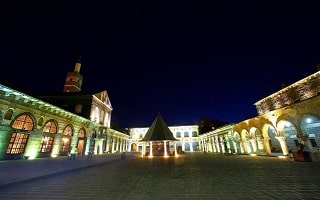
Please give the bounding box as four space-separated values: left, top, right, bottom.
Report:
1 1 320 128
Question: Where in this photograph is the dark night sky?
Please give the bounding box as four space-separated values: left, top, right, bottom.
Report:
1 1 320 128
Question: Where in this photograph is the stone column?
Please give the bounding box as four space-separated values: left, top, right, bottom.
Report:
116 138 119 152
264 136 271 156
182 140 185 152
142 142 146 156
150 141 153 156
212 138 217 152
250 139 257 153
112 139 115 153
275 136 289 156
164 141 168 156
174 142 178 156
215 136 220 153
106 137 110 153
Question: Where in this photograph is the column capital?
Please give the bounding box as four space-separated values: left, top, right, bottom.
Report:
275 136 285 141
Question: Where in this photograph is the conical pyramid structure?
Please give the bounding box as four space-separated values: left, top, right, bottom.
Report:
140 113 177 141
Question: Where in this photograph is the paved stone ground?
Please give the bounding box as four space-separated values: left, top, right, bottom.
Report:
0 152 319 200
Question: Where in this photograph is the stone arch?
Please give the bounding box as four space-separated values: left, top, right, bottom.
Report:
276 119 297 153
249 127 265 154
300 115 320 151
131 143 137 152
265 124 280 153
261 123 276 155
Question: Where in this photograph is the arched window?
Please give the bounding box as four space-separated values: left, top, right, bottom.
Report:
4 108 14 120
38 116 44 126
192 131 197 137
75 104 82 114
184 131 189 137
12 114 34 130
61 125 73 153
176 132 181 138
63 125 73 136
77 128 86 156
78 128 86 138
43 120 57 134
6 114 34 154
40 120 57 153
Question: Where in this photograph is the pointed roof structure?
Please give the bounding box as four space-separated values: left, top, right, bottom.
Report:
140 113 178 141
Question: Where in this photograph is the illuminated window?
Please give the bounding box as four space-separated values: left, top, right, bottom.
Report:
63 125 73 136
6 132 29 154
77 129 86 156
61 137 71 153
43 121 57 133
40 136 54 153
12 114 34 130
40 120 57 153
6 114 34 155
61 125 73 152
78 129 86 138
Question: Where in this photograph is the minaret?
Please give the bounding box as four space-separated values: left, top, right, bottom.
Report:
63 56 83 93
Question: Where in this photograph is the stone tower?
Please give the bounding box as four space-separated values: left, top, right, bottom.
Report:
63 57 83 93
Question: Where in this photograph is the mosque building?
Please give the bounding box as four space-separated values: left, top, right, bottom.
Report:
0 58 128 160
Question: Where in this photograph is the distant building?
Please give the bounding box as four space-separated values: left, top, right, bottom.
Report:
128 115 200 155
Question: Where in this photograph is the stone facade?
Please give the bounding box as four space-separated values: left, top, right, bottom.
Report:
0 84 129 160
200 70 320 162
